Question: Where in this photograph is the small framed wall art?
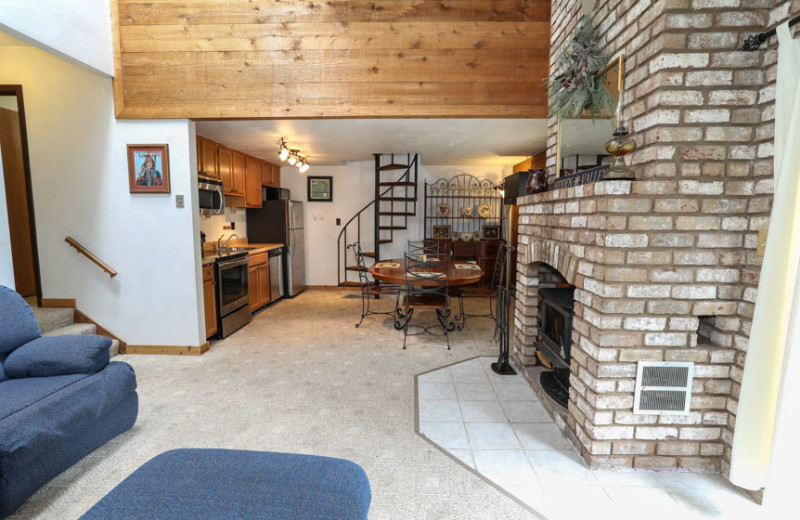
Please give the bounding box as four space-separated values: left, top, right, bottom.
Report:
128 144 170 194
307 176 333 202
483 224 501 240
433 225 451 240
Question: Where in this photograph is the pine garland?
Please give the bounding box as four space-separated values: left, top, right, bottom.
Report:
548 16 614 120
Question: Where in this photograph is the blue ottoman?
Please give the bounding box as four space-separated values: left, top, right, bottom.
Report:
78 449 371 520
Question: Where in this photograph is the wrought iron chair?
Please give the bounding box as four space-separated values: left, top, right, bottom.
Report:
407 239 441 257
347 243 401 328
452 244 513 331
398 251 454 349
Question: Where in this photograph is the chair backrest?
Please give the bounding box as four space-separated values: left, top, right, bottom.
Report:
403 251 452 299
407 240 440 257
346 243 371 285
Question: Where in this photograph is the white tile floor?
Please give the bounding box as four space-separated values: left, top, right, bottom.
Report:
416 357 764 520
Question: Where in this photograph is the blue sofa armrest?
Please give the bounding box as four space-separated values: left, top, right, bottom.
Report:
4 335 111 378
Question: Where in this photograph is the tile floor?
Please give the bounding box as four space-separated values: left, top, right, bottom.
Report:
416 357 764 520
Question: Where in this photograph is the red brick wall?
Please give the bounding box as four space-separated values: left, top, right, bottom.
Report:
515 0 800 476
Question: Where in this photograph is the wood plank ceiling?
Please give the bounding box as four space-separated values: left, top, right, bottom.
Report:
112 1 551 119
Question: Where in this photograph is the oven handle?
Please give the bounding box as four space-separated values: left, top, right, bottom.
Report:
217 255 249 270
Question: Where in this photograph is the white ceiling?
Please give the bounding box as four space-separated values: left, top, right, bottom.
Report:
196 119 549 167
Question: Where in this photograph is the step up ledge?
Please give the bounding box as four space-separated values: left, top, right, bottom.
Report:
44 323 97 337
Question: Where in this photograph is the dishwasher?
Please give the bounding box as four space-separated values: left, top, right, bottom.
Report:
268 247 285 303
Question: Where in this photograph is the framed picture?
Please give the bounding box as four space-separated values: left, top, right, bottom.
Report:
433 225 451 240
307 176 333 202
483 224 501 240
128 144 170 194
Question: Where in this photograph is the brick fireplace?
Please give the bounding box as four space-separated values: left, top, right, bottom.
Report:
513 0 799 477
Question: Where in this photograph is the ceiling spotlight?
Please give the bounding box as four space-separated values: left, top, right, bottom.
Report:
287 150 299 165
300 162 310 173
278 138 289 161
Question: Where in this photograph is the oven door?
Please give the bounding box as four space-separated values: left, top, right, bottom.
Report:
216 256 249 316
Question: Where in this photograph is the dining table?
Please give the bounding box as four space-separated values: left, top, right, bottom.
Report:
368 257 485 330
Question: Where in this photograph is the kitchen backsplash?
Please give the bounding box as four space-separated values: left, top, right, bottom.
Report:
199 206 247 244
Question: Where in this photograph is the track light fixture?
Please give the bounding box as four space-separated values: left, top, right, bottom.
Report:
277 138 310 173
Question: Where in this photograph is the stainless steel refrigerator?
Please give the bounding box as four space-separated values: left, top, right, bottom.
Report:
246 200 305 297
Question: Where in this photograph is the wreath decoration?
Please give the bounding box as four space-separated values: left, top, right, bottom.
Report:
548 16 614 120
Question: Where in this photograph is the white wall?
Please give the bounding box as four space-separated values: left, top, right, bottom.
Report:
0 45 204 346
0 0 114 77
0 145 13 289
281 161 510 286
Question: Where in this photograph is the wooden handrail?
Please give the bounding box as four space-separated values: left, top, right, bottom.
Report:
65 237 117 278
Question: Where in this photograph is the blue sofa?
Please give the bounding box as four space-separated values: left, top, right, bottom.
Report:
0 286 138 518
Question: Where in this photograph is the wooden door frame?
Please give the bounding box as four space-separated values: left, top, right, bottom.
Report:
0 85 42 305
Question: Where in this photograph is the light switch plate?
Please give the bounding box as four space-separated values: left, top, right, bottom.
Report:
175 195 184 208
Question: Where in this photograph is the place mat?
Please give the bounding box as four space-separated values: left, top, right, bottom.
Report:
456 264 482 270
374 262 400 269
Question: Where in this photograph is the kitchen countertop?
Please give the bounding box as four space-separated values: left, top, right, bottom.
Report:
201 242 284 265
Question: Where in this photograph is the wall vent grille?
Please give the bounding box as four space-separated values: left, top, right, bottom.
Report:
633 362 694 415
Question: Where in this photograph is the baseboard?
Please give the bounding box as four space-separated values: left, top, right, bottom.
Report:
74 309 128 352
124 342 210 356
305 285 358 291
41 298 77 308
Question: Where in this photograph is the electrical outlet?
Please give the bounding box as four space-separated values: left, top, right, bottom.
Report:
336 218 341 226
231 222 236 230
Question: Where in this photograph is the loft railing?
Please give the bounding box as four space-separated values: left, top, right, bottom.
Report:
65 236 117 278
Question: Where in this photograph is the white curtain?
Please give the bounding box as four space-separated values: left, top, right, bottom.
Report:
730 22 800 492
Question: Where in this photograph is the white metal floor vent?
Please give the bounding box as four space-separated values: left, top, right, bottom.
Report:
633 361 694 415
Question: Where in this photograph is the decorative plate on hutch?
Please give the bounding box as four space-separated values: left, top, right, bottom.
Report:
436 202 450 217
477 203 492 218
461 206 473 217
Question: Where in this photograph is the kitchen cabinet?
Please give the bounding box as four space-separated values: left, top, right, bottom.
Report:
248 252 271 312
245 155 263 208
232 151 245 195
202 263 218 338
197 137 219 179
218 146 234 193
271 162 281 187
261 161 281 188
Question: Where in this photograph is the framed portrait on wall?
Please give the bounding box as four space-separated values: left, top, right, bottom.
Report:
128 144 170 194
307 176 333 202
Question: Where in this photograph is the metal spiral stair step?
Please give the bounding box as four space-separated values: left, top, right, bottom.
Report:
377 163 410 171
379 226 407 230
379 211 415 216
346 265 370 272
378 181 416 187
380 196 416 202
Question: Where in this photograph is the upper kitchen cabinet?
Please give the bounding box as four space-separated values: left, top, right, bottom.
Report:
218 146 235 195
261 161 281 188
231 151 245 196
197 137 219 179
244 155 263 208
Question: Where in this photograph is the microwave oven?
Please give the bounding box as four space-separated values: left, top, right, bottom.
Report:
262 186 290 201
199 177 224 216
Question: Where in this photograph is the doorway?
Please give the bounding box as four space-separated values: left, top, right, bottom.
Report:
0 85 40 304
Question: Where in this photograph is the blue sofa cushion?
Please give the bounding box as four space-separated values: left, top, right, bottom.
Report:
0 353 7 383
78 449 371 520
4 335 111 378
0 285 41 354
0 361 137 474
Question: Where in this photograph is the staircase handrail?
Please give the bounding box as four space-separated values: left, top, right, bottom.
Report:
65 236 118 278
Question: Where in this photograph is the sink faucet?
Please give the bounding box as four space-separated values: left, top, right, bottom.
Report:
217 234 225 249
226 234 239 248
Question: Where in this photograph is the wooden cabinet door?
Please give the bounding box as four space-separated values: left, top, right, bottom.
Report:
218 146 234 193
202 267 218 338
244 155 263 208
249 264 260 312
231 151 245 195
198 137 219 179
272 163 281 187
259 263 271 307
261 160 270 185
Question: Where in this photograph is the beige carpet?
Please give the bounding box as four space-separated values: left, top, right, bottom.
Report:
10 290 539 520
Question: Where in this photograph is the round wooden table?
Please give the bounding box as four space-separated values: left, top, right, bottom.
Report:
368 258 484 287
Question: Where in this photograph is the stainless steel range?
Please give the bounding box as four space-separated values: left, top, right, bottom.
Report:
214 251 251 337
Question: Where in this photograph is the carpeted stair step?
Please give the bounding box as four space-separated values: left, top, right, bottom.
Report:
44 323 97 336
32 307 75 334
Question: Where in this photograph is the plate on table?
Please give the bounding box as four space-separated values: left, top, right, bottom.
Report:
436 202 451 217
456 264 482 270
410 271 443 278
374 262 400 269
477 203 492 218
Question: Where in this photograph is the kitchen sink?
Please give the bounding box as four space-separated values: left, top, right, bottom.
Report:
207 247 257 254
